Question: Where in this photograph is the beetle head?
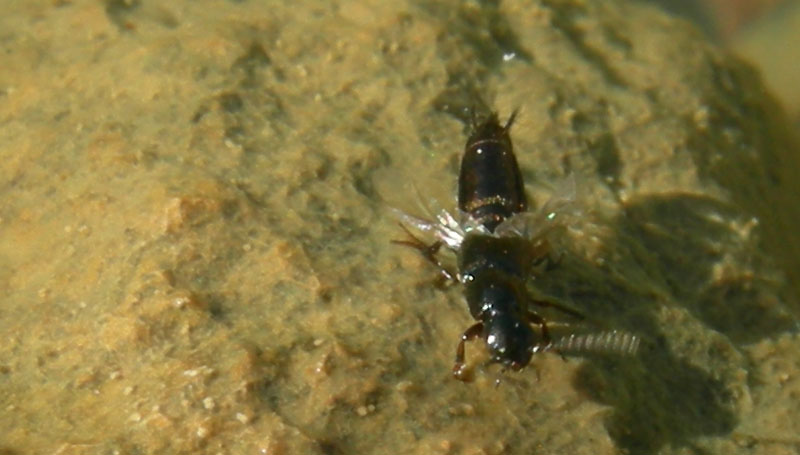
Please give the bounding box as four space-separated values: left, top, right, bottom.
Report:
484 312 535 371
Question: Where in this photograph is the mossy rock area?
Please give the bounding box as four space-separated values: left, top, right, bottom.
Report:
0 1 798 454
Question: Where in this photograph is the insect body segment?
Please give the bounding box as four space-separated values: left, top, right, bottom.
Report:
457 234 542 371
458 111 527 233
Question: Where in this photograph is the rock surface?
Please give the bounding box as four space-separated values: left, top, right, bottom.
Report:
0 1 798 454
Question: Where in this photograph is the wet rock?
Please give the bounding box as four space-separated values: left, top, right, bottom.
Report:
0 0 798 454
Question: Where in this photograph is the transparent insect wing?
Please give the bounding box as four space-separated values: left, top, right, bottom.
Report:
390 207 438 234
495 173 580 240
436 212 467 249
459 211 489 235
390 202 467 250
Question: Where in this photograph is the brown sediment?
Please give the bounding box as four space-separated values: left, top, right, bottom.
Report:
0 1 798 454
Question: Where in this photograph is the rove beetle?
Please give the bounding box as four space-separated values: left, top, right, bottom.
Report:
394 111 591 380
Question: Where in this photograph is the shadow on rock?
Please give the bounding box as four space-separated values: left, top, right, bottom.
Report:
620 193 796 344
534 191 796 454
573 334 737 454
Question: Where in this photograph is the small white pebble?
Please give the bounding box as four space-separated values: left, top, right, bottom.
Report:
203 397 216 410
693 106 709 130
356 406 368 417
235 412 249 424
123 386 134 395
183 365 215 377
196 425 209 439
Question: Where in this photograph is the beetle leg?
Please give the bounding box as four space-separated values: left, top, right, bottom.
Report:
525 310 551 344
528 297 584 320
527 310 570 361
452 322 484 381
392 223 457 282
529 238 567 276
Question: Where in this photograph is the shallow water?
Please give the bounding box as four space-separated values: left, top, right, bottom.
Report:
1 1 799 454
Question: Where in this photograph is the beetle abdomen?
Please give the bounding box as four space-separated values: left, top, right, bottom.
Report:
458 112 527 232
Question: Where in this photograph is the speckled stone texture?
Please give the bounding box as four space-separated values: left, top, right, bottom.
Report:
0 1 798 454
